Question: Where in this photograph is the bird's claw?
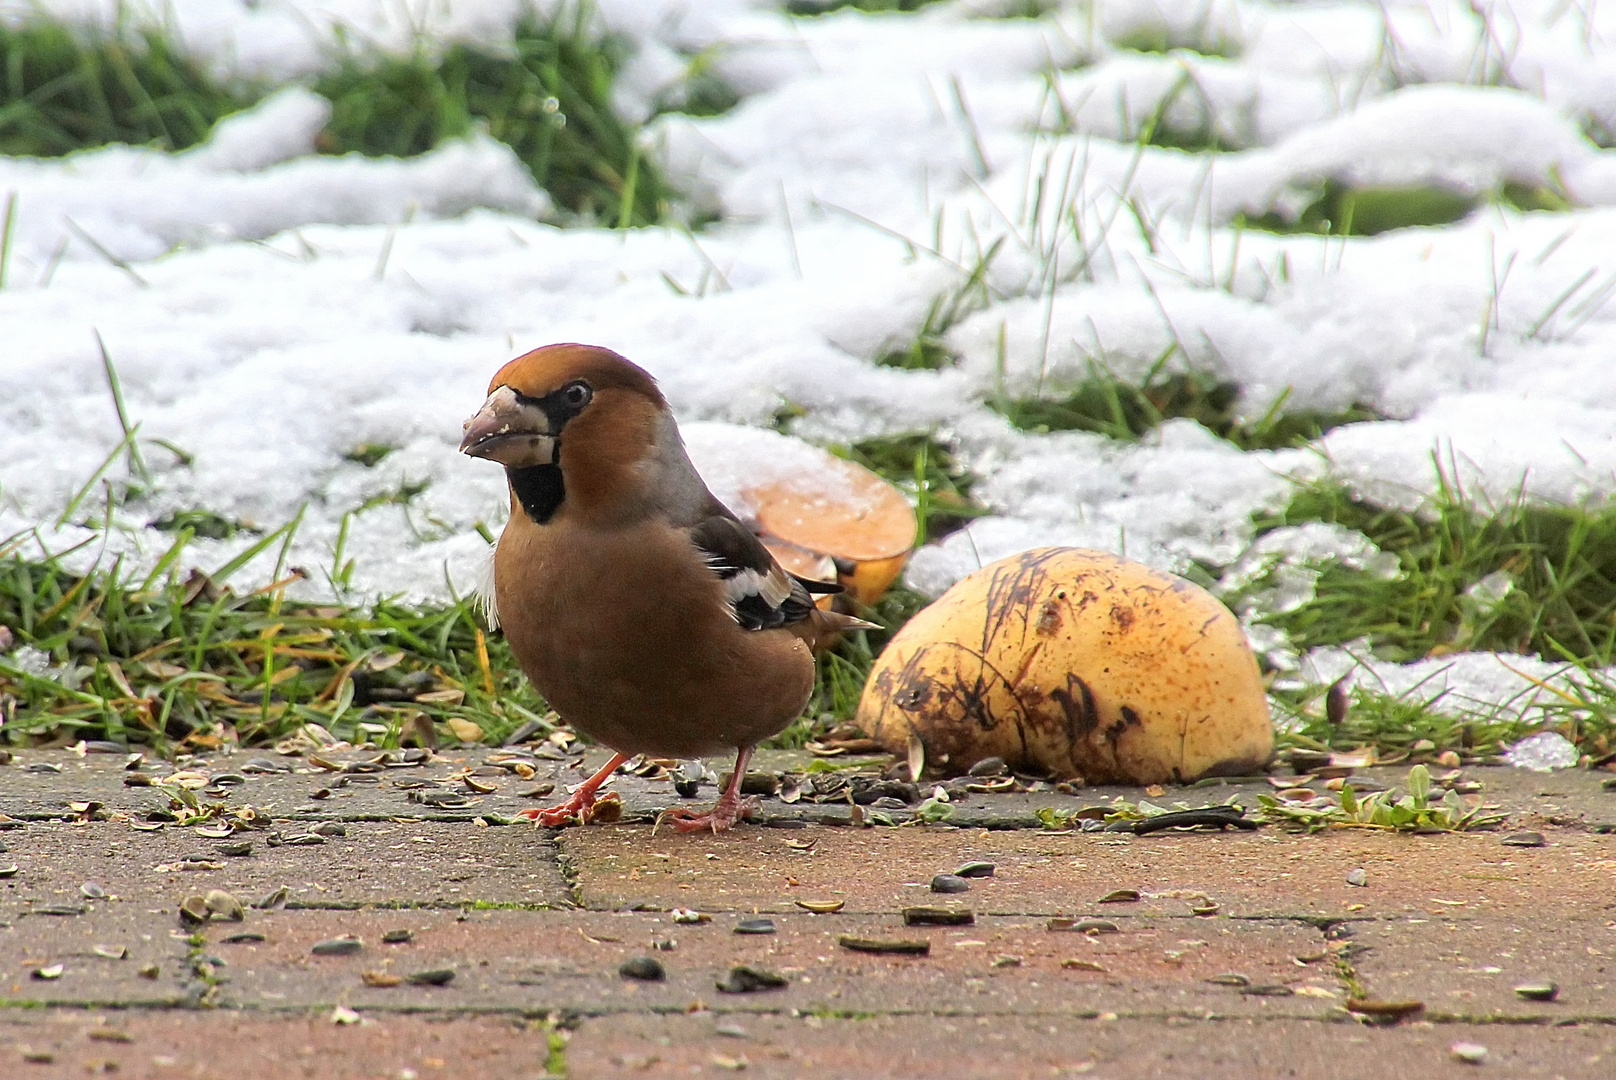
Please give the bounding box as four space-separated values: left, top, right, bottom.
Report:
654 794 760 835
516 789 622 828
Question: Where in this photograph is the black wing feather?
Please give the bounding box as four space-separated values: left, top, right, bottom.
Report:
688 513 835 631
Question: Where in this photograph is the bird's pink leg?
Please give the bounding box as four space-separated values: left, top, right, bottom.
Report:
658 746 760 834
516 751 630 827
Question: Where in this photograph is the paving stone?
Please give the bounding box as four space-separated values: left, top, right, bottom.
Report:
0 1008 556 1080
0 820 567 910
183 908 1332 1018
560 824 1614 921
0 909 189 1006
565 1011 1616 1080
1350 917 1616 1021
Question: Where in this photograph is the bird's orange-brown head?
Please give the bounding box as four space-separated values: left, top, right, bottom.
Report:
461 344 674 526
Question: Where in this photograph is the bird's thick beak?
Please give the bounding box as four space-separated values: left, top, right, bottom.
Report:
459 385 556 467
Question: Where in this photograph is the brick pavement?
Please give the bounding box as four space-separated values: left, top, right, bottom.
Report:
0 747 1610 1078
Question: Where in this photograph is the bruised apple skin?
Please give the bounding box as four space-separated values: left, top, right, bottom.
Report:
858 547 1273 785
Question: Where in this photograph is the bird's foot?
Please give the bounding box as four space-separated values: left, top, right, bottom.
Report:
655 793 760 835
516 789 622 828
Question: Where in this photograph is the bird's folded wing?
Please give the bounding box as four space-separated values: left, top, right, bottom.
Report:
688 515 822 631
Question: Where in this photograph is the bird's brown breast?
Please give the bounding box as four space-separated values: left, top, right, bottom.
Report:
493 515 815 758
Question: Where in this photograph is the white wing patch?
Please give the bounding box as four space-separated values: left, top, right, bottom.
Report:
473 542 500 631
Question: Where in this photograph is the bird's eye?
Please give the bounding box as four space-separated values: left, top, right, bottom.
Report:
563 381 592 408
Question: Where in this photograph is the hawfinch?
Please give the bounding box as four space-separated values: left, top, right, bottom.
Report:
460 343 874 833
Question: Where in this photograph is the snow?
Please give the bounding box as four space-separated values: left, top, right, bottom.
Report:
7 0 1616 732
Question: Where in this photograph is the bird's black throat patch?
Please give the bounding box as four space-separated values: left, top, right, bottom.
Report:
507 463 565 524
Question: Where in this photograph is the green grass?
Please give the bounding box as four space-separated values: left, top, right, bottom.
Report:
992 351 1383 450
1232 472 1616 665
1237 179 1574 238
0 524 552 752
0 8 713 228
0 18 254 155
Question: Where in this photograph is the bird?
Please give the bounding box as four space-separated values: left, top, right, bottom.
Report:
459 343 875 833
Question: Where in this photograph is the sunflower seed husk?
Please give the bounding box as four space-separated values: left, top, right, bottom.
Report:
734 918 776 935
1345 868 1368 887
1346 998 1424 1019
381 929 413 944
362 971 403 987
619 956 665 981
193 824 233 839
311 822 346 837
794 899 846 914
715 964 787 993
80 882 106 900
137 964 160 979
91 945 127 960
1048 918 1118 934
86 1029 133 1044
671 909 710 924
220 933 266 944
1241 984 1294 996
218 841 253 857
1097 888 1140 903
252 886 289 910
1061 959 1106 971
31 964 64 980
1206 973 1251 986
1501 832 1546 848
1450 1042 1488 1064
406 968 455 986
903 906 973 926
0 864 19 878
178 896 210 926
953 861 995 878
312 937 363 956
929 874 970 894
838 936 929 955
204 890 245 921
1513 981 1559 1002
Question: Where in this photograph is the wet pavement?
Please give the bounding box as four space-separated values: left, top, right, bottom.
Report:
0 745 1611 1078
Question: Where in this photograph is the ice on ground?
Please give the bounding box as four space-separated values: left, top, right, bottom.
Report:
10 0 1616 727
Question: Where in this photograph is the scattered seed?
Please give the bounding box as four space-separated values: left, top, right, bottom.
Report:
991 954 1022 968
838 936 929 955
204 890 245 921
312 937 363 957
1513 981 1559 1002
652 938 677 951
382 929 413 944
1048 918 1119 934
714 1023 748 1039
1501 832 1546 848
252 886 289 910
1190 900 1220 916
281 833 326 846
954 861 995 878
178 896 210 927
86 1029 133 1044
1346 868 1368 887
1346 998 1424 1019
672 909 711 924
20 1049 53 1063
734 918 776 935
242 758 292 774
1241 984 1294 996
406 968 455 986
218 841 253 857
220 933 266 944
137 964 160 979
31 964 63 980
79 882 106 900
123 774 153 787
31 904 85 917
903 906 974 926
1206 973 1251 986
330 1005 361 1025
311 822 347 837
1450 1042 1488 1065
715 965 788 993
930 873 970 894
518 783 557 798
193 824 233 839
1097 889 1140 903
362 971 403 987
620 956 666 981
795 899 845 914
91 946 127 960
1061 959 1106 972
966 756 1007 777
0 865 19 878
464 776 499 794
210 773 247 787
26 762 62 774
